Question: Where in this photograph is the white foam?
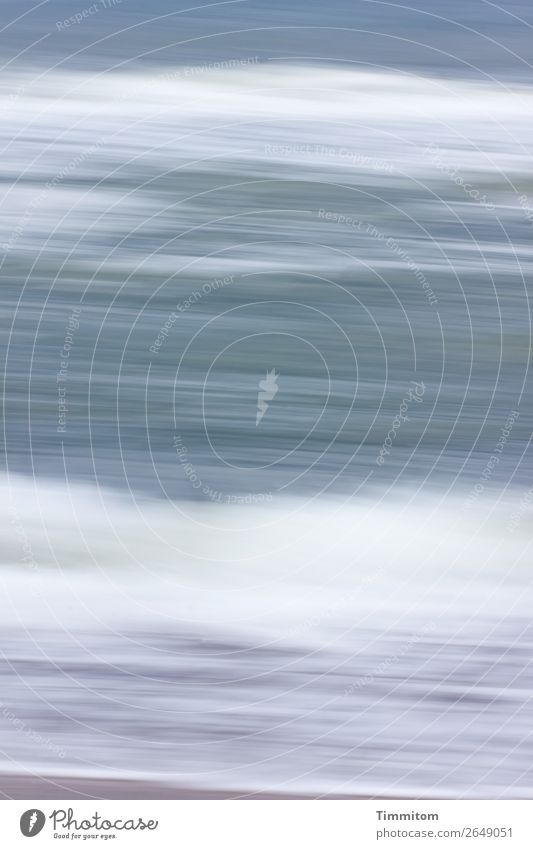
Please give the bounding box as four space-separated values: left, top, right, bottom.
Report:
2 474 531 637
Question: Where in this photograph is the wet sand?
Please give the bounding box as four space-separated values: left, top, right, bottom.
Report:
0 775 366 800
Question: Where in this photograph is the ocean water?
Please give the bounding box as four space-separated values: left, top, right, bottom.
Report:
2 65 532 498
1 1 533 798
2 478 533 797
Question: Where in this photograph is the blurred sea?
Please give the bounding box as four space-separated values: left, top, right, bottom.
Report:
0 0 532 798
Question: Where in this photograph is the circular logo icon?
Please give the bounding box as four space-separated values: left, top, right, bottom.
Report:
20 810 46 837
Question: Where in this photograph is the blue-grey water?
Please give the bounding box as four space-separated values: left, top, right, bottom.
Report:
0 0 532 798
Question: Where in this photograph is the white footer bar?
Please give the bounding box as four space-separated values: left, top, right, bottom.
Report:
2 799 532 848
